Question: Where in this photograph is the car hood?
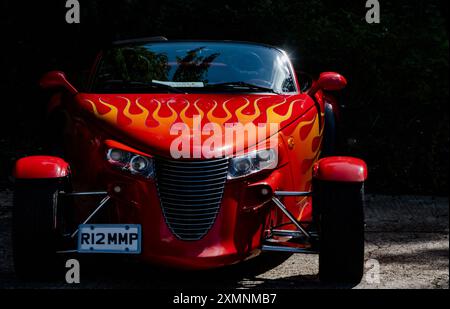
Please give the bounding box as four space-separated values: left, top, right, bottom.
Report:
77 93 314 157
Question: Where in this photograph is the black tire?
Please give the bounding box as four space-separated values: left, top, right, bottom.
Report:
313 180 365 285
12 179 65 279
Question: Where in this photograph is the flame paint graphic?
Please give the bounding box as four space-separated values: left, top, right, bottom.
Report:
121 96 149 128
86 98 119 124
84 95 303 130
290 111 324 181
285 111 324 221
179 99 205 125
151 99 177 128
206 99 232 126
234 97 259 124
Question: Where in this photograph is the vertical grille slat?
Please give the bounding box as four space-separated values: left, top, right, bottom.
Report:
156 157 229 240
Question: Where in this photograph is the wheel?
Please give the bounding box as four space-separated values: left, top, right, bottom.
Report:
12 178 66 279
313 180 365 285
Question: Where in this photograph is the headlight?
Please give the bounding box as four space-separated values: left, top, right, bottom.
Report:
228 149 277 179
106 148 155 178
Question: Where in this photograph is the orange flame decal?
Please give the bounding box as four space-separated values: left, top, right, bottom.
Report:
235 97 264 124
83 95 304 130
206 99 232 126
120 96 149 128
152 99 178 128
86 98 119 124
266 98 299 124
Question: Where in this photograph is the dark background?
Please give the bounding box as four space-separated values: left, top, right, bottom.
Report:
0 0 448 195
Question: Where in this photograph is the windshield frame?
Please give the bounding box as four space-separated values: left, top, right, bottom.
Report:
87 40 300 95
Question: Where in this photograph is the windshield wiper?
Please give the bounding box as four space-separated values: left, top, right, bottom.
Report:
206 81 279 94
99 80 185 93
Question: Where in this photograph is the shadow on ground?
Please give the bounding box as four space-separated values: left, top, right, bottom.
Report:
0 191 448 289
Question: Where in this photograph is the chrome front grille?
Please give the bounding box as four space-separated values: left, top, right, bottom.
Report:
155 157 229 241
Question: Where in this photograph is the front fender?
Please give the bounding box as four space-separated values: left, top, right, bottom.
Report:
313 156 367 183
14 156 70 179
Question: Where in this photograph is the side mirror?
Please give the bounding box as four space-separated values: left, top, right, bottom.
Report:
308 72 347 96
39 71 78 95
317 72 347 91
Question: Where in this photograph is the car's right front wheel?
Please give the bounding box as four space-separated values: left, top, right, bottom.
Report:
12 178 65 279
313 180 365 286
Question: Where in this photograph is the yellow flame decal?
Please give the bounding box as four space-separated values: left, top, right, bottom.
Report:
206 99 232 126
86 99 99 114
194 100 205 119
206 100 218 123
266 97 297 124
180 99 192 125
291 112 321 172
152 99 177 127
135 98 150 124
87 98 119 124
296 113 317 137
151 99 163 126
120 96 149 128
235 97 264 124
84 95 302 130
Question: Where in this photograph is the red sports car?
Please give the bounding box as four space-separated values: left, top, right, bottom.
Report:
12 37 367 284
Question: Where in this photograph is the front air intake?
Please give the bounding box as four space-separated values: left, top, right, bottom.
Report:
155 157 229 240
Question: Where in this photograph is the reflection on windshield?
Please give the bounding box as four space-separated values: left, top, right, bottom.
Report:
93 42 297 93
173 47 220 82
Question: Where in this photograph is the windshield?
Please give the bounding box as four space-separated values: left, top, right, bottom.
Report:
91 42 297 94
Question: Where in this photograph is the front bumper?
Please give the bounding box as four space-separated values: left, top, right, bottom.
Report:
83 168 286 270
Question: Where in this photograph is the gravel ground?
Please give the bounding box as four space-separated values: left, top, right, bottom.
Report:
0 190 448 289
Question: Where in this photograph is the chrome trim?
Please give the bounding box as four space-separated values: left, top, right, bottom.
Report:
163 208 220 214
261 245 318 254
156 157 229 240
70 195 111 238
157 176 227 183
167 224 214 228
274 191 312 196
162 157 227 164
157 180 225 187
164 194 222 203
161 201 221 207
56 249 78 254
271 197 311 239
62 191 108 196
158 171 229 178
164 214 220 220
161 166 229 173
271 229 307 238
160 186 225 193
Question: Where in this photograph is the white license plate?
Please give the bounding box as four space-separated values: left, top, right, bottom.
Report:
77 224 141 254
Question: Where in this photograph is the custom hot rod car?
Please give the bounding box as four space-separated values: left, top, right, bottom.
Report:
12 37 367 284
